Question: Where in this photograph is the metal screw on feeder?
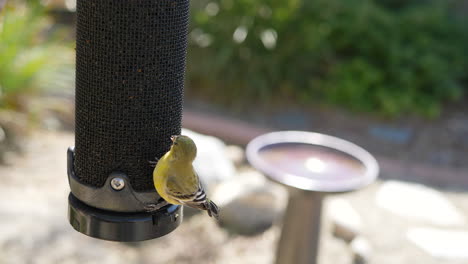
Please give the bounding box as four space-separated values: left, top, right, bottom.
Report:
246 131 379 264
111 178 125 191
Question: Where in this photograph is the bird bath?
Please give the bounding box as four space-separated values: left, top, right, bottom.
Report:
246 131 379 264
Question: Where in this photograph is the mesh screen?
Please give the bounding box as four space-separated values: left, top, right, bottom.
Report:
75 0 189 192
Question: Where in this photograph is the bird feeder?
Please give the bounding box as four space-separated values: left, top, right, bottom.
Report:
67 0 189 241
247 131 379 264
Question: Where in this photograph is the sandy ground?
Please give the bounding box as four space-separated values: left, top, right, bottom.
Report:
0 130 467 264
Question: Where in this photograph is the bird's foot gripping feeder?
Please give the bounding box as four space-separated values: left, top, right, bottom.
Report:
67 0 190 241
247 131 379 264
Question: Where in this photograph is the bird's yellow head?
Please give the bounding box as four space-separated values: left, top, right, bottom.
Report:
170 135 197 161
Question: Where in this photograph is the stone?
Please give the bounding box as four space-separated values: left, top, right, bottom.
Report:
327 198 362 242
0 110 28 152
212 169 287 236
350 236 372 264
182 205 202 218
407 227 468 259
181 128 237 192
218 190 281 236
0 125 5 143
0 125 6 163
368 125 412 144
224 145 245 167
376 181 465 226
27 97 75 131
42 116 63 131
212 169 267 206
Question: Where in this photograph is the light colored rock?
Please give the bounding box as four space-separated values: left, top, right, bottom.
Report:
376 181 465 226
328 198 362 242
0 125 5 142
42 116 63 130
407 227 468 259
0 110 28 155
219 189 282 236
0 125 6 163
212 169 287 236
30 97 75 131
350 236 372 264
224 144 245 166
212 169 268 206
182 205 204 218
182 128 237 192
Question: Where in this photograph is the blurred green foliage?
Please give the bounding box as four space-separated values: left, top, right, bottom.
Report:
187 0 468 117
0 1 74 111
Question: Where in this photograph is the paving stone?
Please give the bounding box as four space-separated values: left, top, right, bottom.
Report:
351 236 372 264
327 198 363 242
212 169 287 236
376 181 465 226
224 144 245 167
407 227 468 259
182 128 237 191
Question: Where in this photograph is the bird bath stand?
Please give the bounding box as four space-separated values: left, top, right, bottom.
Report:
246 131 379 264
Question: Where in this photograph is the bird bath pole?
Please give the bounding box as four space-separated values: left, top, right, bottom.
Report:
246 131 379 264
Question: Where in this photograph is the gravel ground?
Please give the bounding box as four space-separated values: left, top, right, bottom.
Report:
1 130 467 264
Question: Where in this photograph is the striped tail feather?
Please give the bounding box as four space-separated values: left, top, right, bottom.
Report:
182 187 220 219
189 183 219 219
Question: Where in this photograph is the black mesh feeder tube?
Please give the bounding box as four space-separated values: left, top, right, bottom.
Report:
67 0 189 241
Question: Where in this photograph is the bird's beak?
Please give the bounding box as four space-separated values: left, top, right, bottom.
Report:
170 135 177 142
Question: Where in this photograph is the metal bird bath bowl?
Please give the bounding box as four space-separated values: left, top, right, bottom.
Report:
246 131 379 264
246 131 378 193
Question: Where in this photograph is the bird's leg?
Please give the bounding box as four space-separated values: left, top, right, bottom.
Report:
144 201 169 212
148 157 159 167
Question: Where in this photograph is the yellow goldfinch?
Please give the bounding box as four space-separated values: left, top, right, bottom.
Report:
151 135 219 219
